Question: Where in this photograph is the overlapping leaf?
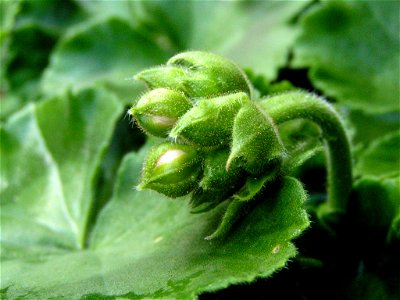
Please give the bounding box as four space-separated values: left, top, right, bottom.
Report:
0 88 123 251
355 131 400 178
293 1 400 113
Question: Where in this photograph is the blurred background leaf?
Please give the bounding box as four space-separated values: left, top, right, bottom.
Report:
293 1 400 113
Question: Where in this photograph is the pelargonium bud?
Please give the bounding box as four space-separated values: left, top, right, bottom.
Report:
138 143 202 198
134 51 252 99
169 92 250 147
129 88 192 137
226 102 286 175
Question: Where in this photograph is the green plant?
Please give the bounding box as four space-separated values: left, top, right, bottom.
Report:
129 51 352 239
1 1 399 299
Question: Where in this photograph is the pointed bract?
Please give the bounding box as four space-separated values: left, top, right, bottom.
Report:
227 103 286 175
200 149 244 191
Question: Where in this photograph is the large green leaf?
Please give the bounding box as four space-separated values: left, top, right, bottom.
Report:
347 110 400 146
355 131 400 178
41 18 170 103
352 176 400 239
186 1 308 80
1 137 309 299
293 1 400 113
0 88 123 251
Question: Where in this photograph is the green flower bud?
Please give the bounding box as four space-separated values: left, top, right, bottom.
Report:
226 102 286 175
135 51 252 99
129 88 192 137
138 143 202 198
169 92 250 147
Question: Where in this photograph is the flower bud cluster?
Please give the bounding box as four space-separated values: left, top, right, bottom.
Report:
130 51 285 212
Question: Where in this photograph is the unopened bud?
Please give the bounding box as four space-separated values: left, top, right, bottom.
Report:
138 143 202 198
129 88 192 137
135 51 252 99
169 92 250 147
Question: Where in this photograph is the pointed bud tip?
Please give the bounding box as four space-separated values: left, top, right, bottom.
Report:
133 73 142 81
133 69 157 85
127 107 136 116
225 161 231 172
225 155 234 172
136 183 145 191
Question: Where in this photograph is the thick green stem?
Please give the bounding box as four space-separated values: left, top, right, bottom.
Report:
259 91 352 213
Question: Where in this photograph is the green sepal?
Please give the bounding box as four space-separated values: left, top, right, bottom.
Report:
234 164 281 202
200 149 244 191
205 198 247 240
129 88 192 137
139 142 202 198
170 93 250 147
227 102 286 175
190 188 228 214
135 51 252 99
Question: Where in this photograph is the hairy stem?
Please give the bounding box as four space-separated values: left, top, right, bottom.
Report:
259 91 352 213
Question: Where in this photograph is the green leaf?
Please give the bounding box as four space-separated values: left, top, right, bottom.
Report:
0 0 20 116
1 143 309 299
352 176 400 235
2 25 57 119
13 0 83 34
41 18 170 103
293 1 400 113
77 0 191 52
347 109 400 146
187 1 309 80
0 88 123 251
355 131 400 178
1 0 85 120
